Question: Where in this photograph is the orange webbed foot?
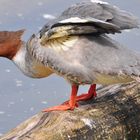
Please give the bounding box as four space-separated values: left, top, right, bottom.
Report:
42 85 96 112
43 85 79 112
43 103 78 112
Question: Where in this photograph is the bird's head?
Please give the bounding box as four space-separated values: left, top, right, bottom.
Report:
0 29 25 59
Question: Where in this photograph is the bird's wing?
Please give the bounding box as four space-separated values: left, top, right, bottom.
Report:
39 1 139 41
59 1 139 30
40 17 120 43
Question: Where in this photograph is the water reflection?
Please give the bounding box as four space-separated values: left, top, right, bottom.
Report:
0 0 139 135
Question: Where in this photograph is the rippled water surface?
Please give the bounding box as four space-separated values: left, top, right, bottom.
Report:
0 0 140 135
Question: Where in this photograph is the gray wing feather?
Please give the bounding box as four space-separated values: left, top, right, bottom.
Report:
39 2 139 40
59 2 139 30
41 18 120 41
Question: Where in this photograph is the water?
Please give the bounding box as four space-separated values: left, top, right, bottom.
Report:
0 0 139 135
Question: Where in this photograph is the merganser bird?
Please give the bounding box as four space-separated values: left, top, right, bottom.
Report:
0 0 140 112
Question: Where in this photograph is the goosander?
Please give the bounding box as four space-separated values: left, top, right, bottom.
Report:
0 1 140 112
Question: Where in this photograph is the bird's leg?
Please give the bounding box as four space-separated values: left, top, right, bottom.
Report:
63 84 96 105
69 85 79 108
43 85 79 112
75 84 96 101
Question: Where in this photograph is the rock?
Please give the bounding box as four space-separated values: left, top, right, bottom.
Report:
1 82 140 140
